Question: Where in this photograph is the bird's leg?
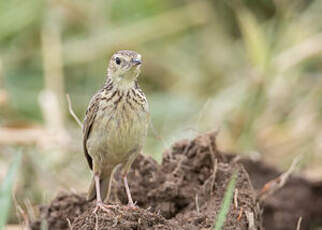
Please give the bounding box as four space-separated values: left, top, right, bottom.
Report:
95 174 103 203
121 152 139 208
123 174 135 208
93 174 112 213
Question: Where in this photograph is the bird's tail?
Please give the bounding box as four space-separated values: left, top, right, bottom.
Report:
87 167 115 202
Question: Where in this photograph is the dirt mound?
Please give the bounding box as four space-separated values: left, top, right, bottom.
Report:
72 204 177 230
239 157 322 230
113 132 260 229
30 193 90 230
30 132 261 229
29 132 322 229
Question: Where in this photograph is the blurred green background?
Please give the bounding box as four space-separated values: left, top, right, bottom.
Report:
1 0 322 225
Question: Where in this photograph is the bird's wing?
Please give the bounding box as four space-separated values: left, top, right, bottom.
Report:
82 91 102 170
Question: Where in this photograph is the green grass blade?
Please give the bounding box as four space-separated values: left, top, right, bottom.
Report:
213 170 238 230
236 7 270 73
0 151 22 230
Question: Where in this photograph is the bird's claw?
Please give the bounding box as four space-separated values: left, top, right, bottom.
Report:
93 201 113 214
125 201 138 210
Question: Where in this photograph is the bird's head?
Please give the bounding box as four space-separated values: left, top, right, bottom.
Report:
107 50 142 86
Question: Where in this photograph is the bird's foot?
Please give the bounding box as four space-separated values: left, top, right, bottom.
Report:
124 201 138 210
93 201 114 214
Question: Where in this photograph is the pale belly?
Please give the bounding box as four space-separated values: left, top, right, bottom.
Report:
86 103 148 167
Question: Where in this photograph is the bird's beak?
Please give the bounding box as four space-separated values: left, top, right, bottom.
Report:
132 58 142 66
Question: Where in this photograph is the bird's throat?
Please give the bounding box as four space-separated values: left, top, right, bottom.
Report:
114 77 136 91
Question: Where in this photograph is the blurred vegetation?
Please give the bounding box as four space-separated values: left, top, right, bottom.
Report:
0 152 21 229
1 0 322 225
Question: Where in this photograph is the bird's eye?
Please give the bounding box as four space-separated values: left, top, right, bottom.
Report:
115 57 121 65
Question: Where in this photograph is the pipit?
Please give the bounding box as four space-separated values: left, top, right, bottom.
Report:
83 50 149 211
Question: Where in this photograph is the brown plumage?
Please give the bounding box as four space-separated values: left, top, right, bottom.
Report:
83 50 149 209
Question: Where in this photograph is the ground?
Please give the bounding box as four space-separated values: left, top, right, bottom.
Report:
29 132 322 230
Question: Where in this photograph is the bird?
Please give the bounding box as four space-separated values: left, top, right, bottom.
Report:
82 50 149 211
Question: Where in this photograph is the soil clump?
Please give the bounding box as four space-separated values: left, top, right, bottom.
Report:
29 132 322 229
